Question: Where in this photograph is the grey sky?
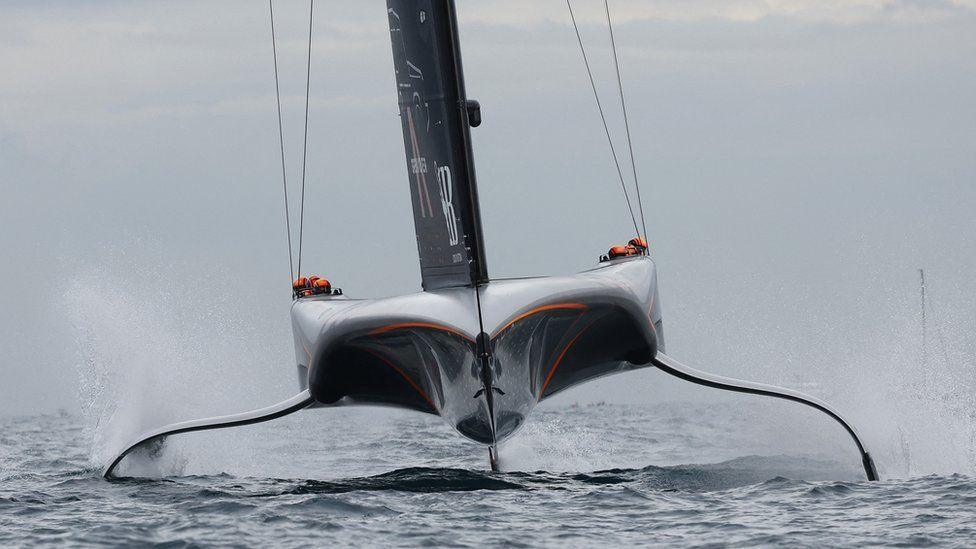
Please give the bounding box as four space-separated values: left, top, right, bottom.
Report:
2 0 975 468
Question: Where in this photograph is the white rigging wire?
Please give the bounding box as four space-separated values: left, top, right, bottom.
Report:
296 0 314 277
269 0 295 282
604 0 647 243
566 0 642 241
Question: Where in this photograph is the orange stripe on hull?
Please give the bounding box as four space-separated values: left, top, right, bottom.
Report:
492 303 588 338
370 322 473 342
538 317 597 400
362 348 436 411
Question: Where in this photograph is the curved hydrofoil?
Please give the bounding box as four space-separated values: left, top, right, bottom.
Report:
102 390 313 478
652 353 879 481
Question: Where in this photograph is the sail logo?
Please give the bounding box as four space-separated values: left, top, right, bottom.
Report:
437 165 460 246
410 156 428 175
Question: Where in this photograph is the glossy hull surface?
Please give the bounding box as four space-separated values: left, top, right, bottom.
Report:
291 257 663 446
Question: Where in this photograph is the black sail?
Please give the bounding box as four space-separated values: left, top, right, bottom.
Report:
387 0 488 290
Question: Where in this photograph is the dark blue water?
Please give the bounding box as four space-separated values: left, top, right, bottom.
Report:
4 404 976 547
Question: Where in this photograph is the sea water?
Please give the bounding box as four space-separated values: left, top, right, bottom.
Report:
2 404 976 547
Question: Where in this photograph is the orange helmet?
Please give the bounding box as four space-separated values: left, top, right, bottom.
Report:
312 278 332 294
629 237 648 250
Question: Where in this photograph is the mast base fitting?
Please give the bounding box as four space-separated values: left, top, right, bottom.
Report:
600 237 649 262
293 275 343 299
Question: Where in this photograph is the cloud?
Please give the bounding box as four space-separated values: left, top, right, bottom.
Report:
460 0 976 26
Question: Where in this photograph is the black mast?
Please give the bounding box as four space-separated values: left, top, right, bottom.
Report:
386 0 488 291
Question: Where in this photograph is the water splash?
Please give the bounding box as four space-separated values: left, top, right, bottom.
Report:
833 281 976 479
65 247 293 475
